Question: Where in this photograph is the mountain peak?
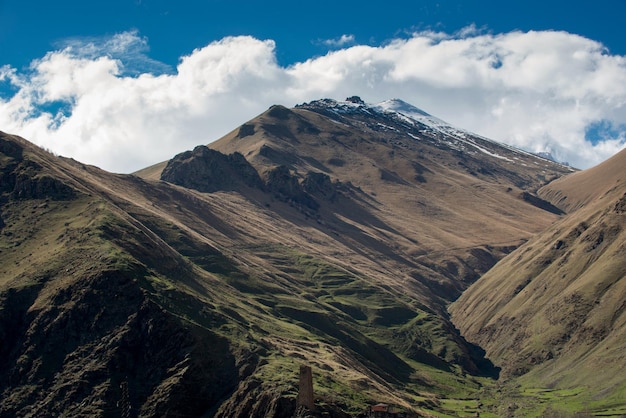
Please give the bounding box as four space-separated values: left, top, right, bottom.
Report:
296 97 369 114
294 97 563 171
298 96 428 115
297 96 457 134
372 98 432 117
299 96 428 113
345 95 366 105
3 97 620 416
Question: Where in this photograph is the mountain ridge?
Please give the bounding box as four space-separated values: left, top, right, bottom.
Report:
538 146 626 213
1 96 616 417
450 147 626 405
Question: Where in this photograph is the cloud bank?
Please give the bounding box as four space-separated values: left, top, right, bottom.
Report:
1 29 625 172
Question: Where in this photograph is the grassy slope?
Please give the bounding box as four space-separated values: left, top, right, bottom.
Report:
0 132 488 416
0 106 579 418
145 104 577 415
450 149 626 416
538 147 626 213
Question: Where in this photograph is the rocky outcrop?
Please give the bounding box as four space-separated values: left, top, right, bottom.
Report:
0 135 24 160
214 376 352 418
12 172 76 200
302 172 337 202
161 146 264 193
0 153 75 201
266 165 319 211
237 123 256 138
161 144 341 214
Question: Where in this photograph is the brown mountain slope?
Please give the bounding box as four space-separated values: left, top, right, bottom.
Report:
0 133 257 416
450 149 626 400
153 100 573 304
0 98 574 417
538 147 626 213
1 128 490 417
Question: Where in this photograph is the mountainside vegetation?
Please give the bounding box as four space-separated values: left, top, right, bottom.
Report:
450 148 626 416
1 97 622 417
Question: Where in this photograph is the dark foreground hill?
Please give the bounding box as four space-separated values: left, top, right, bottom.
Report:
0 97 583 417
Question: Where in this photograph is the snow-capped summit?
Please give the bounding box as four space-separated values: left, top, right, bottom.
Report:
371 98 463 137
297 97 574 169
373 98 432 118
300 96 466 140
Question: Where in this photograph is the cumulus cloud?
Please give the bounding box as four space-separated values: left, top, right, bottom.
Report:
1 29 625 172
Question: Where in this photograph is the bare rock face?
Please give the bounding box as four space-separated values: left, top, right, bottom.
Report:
161 145 264 193
302 172 337 202
214 377 296 418
0 136 24 160
12 172 76 200
519 191 564 215
0 141 74 201
265 165 319 211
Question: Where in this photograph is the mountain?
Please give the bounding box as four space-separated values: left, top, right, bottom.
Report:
450 148 626 409
1 97 576 417
537 146 626 213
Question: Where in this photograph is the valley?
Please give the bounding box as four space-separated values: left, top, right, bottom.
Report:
0 97 623 417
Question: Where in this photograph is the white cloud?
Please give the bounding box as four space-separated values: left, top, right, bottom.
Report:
1 29 625 172
321 34 356 48
54 30 173 75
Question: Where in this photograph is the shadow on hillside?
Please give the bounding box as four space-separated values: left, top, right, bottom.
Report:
454 326 501 379
309 184 423 269
277 306 415 384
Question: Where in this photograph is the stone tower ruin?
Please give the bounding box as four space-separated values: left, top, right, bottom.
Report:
297 365 314 411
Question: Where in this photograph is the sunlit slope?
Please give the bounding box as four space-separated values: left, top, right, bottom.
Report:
450 149 626 399
0 97 576 417
538 147 626 213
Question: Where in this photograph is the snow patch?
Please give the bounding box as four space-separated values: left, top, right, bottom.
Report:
299 97 573 168
373 99 512 161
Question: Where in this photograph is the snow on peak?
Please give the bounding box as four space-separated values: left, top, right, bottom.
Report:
301 97 368 113
298 97 571 166
373 98 431 117
371 99 454 130
300 97 461 136
369 99 516 162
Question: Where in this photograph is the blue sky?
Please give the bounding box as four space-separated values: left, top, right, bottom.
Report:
1 0 626 172
3 1 626 69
